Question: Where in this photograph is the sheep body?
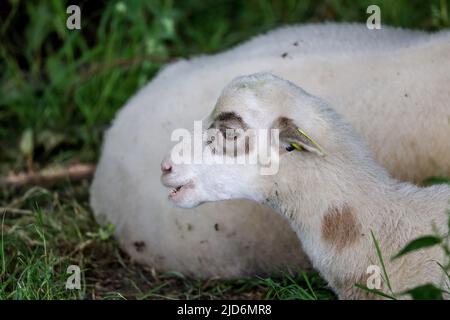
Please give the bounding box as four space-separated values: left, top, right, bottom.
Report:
90 23 450 277
162 72 450 299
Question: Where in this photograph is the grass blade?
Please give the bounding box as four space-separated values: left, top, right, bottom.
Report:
370 230 393 293
392 236 441 260
354 283 396 300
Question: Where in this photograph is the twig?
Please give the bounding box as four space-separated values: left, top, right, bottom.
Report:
70 239 95 256
0 207 33 215
0 163 96 188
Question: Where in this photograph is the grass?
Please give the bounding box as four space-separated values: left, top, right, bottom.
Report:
0 182 335 300
2 0 450 173
0 0 449 300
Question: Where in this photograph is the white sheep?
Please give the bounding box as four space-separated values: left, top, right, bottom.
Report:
90 23 450 278
161 72 450 299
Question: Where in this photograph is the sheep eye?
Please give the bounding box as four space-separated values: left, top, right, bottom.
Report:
285 144 295 152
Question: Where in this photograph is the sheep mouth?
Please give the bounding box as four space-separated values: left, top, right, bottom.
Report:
168 181 194 198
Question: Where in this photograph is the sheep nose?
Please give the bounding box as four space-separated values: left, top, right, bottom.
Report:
161 161 172 174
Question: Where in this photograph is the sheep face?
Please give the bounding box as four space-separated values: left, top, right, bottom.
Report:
161 73 330 208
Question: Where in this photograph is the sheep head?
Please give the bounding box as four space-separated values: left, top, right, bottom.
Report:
161 72 362 209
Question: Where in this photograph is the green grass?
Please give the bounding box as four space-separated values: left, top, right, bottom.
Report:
0 182 336 300
1 0 449 173
1 0 449 300
262 271 333 300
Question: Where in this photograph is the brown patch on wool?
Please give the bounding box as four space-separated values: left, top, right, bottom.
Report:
215 112 248 129
273 117 300 144
275 116 293 128
273 116 307 144
208 112 252 157
321 204 361 251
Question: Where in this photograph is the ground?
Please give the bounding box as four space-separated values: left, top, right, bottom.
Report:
0 0 449 300
0 181 334 299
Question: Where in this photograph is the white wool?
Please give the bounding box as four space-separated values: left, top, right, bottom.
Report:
90 23 450 278
162 72 450 299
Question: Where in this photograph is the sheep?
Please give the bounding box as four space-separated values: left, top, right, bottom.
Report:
161 72 450 299
90 23 450 278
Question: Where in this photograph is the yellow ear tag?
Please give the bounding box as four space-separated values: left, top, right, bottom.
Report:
290 142 304 151
295 128 326 156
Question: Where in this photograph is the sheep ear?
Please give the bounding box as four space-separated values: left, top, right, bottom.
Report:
279 121 326 156
293 128 326 156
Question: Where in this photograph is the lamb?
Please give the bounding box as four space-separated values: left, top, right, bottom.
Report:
161 73 450 299
90 23 450 278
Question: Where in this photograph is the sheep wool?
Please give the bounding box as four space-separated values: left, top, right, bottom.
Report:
90 23 450 278
161 72 450 299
